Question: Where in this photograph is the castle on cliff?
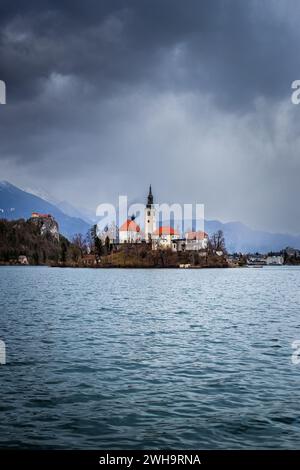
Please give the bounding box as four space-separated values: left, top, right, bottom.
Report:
30 212 59 241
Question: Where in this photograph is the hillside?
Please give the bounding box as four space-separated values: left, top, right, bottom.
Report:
96 244 228 269
0 181 90 240
0 218 71 265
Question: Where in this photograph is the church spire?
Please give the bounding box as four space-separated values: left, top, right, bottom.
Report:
147 184 153 207
145 184 156 241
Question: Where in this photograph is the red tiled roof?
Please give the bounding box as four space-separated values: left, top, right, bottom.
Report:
153 226 179 236
119 219 141 232
186 231 208 240
31 212 52 218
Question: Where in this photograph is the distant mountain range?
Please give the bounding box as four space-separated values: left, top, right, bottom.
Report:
204 220 300 254
1 180 300 252
22 185 95 224
0 181 90 240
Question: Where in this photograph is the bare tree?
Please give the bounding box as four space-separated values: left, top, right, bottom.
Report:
72 233 87 255
210 230 226 253
85 227 95 254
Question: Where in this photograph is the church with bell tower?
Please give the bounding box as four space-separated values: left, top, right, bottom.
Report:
144 185 156 241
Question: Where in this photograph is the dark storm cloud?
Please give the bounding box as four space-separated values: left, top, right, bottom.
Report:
1 0 300 232
0 0 298 104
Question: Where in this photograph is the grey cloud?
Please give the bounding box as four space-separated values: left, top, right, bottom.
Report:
1 0 299 104
1 0 300 234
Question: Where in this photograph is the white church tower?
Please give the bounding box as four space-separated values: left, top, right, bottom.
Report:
144 185 156 242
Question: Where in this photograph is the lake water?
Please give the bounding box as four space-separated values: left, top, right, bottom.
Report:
0 266 300 449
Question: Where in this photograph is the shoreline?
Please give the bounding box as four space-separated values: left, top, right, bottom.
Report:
0 261 230 269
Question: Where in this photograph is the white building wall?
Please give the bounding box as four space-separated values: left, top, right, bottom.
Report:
152 234 179 250
266 255 284 265
119 231 140 243
144 207 156 241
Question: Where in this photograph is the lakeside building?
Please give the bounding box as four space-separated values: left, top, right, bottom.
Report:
247 254 266 266
117 185 210 251
266 255 284 266
246 254 284 266
82 254 97 266
18 255 29 265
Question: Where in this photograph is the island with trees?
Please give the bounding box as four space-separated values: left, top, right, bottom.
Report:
0 216 228 269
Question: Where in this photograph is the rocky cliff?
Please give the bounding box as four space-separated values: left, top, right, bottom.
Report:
29 213 59 241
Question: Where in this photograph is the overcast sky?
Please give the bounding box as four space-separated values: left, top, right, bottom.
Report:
1 0 300 233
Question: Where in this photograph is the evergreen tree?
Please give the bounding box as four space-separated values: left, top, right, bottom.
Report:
61 242 67 263
105 235 110 253
95 237 103 259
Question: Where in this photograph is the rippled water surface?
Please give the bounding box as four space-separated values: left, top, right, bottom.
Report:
1 266 300 449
